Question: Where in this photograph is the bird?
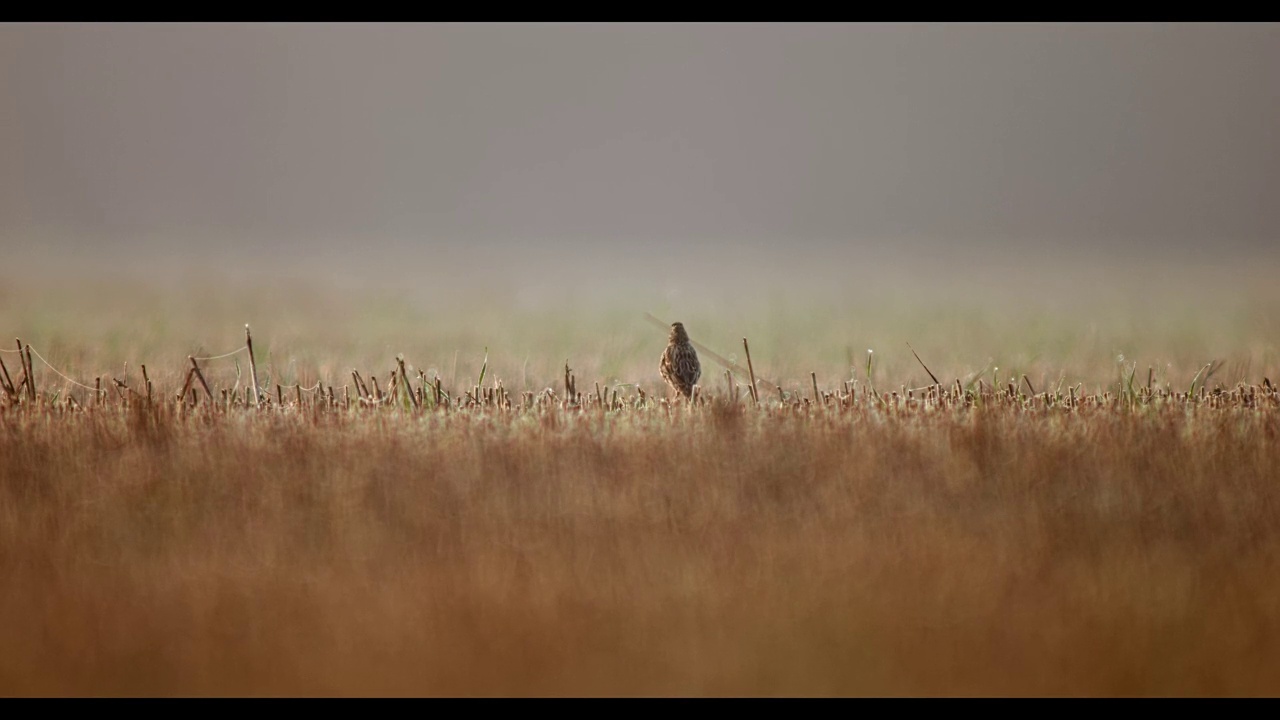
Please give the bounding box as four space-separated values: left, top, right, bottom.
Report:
659 322 701 400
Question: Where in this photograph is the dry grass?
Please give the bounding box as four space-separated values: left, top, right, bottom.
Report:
2 268 1280 696
2 370 1279 696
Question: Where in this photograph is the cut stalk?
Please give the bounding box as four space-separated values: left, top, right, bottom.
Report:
177 367 195 405
0 355 15 402
141 364 154 406
245 325 261 407
19 341 36 402
189 357 214 403
397 356 420 409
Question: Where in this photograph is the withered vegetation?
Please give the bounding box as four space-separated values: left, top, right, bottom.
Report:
3 267 1279 696
2 329 1279 696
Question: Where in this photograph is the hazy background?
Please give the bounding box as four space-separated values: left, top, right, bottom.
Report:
1 23 1278 389
3 24 1278 268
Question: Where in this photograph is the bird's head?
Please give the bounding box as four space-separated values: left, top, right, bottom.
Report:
669 322 689 343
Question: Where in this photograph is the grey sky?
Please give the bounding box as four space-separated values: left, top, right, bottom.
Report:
2 22 1278 258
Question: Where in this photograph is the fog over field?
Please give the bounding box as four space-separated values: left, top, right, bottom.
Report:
3 23 1278 292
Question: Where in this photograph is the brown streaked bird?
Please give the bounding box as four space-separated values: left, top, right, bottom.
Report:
660 322 701 400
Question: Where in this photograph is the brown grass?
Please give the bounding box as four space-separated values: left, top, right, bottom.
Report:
2 374 1279 696
2 265 1279 696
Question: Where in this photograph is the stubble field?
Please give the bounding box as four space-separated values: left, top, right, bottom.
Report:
2 259 1279 696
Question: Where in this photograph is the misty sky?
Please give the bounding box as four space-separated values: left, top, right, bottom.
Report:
2 23 1278 258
